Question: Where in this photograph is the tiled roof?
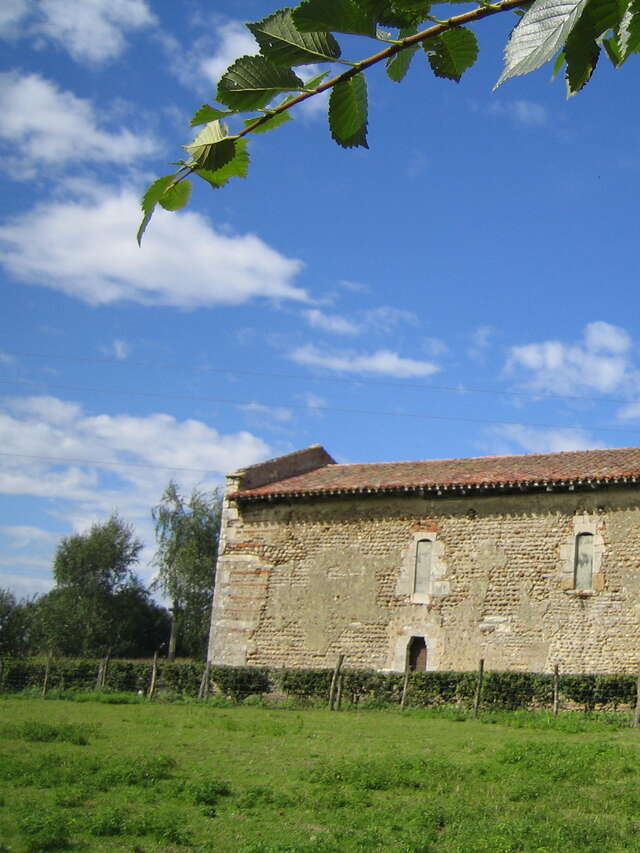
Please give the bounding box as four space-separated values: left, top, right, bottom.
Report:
232 446 640 500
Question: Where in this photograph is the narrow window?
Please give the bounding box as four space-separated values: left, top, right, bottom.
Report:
414 539 432 595
574 533 594 590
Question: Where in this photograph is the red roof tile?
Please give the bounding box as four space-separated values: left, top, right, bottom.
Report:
233 446 640 499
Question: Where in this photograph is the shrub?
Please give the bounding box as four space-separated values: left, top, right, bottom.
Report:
210 665 270 700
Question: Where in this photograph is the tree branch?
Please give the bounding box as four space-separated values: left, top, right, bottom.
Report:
236 0 529 139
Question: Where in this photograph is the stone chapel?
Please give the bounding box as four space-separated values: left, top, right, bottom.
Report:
207 444 640 674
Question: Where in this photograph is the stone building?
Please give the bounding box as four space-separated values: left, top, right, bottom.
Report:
207 444 640 674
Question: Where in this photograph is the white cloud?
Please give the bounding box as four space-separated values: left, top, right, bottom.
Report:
239 402 293 424
506 322 633 395
0 72 158 177
486 99 548 127
469 325 494 360
0 0 28 36
199 20 258 88
423 337 448 358
362 306 418 333
0 182 309 308
290 345 439 378
101 339 131 360
1 525 59 549
303 309 361 335
3 0 156 63
0 394 273 588
300 391 327 416
489 424 603 454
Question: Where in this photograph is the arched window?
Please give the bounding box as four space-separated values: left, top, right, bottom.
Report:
574 532 594 590
414 539 433 595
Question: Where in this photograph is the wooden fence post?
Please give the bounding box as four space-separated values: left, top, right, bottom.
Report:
198 661 211 700
42 651 52 698
101 649 111 688
633 667 640 728
328 654 345 711
400 645 411 710
336 673 344 711
553 664 560 716
147 651 159 700
473 658 484 719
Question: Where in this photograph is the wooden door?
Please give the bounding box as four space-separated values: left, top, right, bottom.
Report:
408 636 427 672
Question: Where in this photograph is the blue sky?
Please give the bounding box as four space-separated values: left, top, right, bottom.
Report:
1 0 640 598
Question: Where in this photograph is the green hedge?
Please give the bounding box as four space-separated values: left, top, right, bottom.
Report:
0 657 637 711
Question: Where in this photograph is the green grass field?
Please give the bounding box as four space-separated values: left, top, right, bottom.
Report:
1 696 639 852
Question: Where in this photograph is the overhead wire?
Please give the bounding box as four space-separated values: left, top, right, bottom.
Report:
1 348 636 406
0 376 639 435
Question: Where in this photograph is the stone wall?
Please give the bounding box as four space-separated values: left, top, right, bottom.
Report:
208 484 640 674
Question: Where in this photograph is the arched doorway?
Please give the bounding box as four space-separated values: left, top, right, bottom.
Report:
408 636 427 672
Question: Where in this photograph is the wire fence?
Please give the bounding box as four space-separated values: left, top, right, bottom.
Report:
1 655 639 722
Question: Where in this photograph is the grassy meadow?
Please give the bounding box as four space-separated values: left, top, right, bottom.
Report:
1 695 639 852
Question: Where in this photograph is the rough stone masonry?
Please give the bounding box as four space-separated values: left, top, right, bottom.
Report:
207 445 640 674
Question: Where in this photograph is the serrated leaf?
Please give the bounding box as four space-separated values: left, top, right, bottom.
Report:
328 72 368 148
195 140 251 188
293 0 377 36
619 0 640 57
190 105 236 127
386 44 419 81
603 33 622 63
363 0 431 27
425 27 479 82
552 48 567 75
248 8 342 66
184 121 236 171
137 174 176 246
217 55 304 110
158 179 192 211
304 70 330 88
244 110 292 133
386 26 419 81
564 0 622 92
495 0 590 87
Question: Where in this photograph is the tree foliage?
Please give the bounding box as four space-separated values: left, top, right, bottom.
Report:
139 0 638 239
28 515 168 658
152 482 223 659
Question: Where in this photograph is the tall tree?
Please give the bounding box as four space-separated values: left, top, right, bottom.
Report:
152 482 223 660
40 515 149 656
139 0 639 239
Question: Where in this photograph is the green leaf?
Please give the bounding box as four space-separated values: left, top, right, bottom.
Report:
495 0 590 87
551 48 567 76
425 27 479 82
386 27 419 81
603 33 622 64
184 120 236 171
304 70 330 89
619 0 640 57
243 110 293 134
362 0 431 27
564 0 622 93
190 105 236 127
158 180 192 211
195 139 251 189
328 72 368 148
137 175 175 246
217 55 304 110
248 8 342 65
293 0 377 36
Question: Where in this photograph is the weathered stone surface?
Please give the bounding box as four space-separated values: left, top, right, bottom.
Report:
208 483 640 674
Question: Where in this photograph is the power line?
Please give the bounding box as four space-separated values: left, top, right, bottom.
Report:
1 348 634 406
1 376 639 435
0 451 216 475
